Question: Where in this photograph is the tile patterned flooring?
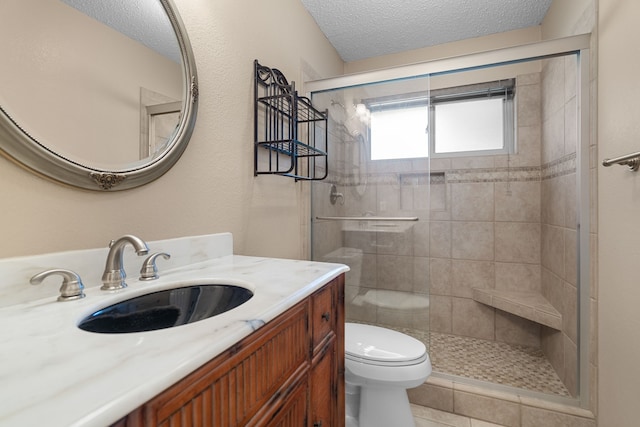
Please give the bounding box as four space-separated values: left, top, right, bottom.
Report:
395 328 570 397
412 405 506 426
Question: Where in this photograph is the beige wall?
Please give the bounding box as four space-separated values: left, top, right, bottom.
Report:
0 0 343 259
542 0 595 39
597 1 640 425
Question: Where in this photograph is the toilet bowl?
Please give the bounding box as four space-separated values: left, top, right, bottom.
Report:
345 323 431 427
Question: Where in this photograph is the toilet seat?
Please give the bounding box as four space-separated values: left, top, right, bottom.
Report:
345 323 427 366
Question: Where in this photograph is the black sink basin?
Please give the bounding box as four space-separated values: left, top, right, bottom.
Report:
78 284 253 333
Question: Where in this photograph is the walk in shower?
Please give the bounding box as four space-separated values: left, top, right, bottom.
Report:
308 36 591 406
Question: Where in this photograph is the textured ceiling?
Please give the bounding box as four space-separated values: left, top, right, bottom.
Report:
300 0 553 62
60 0 180 63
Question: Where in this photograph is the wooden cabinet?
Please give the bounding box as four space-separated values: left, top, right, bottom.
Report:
308 280 343 427
112 274 345 427
310 338 336 427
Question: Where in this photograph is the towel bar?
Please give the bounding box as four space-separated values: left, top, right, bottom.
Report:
602 151 640 171
315 216 419 221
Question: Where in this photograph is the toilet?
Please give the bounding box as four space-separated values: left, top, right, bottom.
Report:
345 323 432 427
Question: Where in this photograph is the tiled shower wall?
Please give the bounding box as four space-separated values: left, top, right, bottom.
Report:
427 72 545 349
539 55 579 396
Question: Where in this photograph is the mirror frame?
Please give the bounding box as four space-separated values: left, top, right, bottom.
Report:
0 0 198 191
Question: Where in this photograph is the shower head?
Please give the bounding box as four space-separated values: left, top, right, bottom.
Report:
330 99 346 109
329 99 347 123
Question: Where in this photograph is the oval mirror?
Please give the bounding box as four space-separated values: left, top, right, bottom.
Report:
0 0 198 191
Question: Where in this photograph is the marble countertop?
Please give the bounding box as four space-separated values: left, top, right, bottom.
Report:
0 233 348 427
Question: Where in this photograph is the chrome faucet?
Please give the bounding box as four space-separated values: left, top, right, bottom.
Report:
101 235 149 291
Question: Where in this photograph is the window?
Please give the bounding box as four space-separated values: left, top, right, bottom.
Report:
368 81 514 160
434 98 504 154
370 104 428 160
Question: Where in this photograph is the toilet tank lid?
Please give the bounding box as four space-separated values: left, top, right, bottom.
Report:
345 323 426 363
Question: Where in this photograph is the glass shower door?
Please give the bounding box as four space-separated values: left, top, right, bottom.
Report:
308 46 589 401
310 76 431 347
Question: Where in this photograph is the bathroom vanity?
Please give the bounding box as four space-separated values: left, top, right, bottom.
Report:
0 233 347 427
112 275 345 426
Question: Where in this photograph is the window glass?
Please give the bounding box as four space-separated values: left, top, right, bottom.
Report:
434 98 504 153
370 105 428 160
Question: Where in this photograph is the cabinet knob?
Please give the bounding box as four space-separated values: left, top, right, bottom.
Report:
321 312 330 321
313 422 323 427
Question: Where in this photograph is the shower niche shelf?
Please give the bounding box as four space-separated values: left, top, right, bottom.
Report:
472 288 562 330
254 60 328 181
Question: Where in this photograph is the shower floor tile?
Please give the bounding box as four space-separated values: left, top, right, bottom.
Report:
389 326 570 397
429 332 570 397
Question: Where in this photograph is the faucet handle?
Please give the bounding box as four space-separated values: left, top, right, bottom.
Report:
139 252 171 281
30 269 86 302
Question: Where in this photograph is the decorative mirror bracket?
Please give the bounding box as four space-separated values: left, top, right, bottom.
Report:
191 76 199 103
90 173 127 190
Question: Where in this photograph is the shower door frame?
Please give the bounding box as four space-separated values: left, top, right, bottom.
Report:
306 34 592 409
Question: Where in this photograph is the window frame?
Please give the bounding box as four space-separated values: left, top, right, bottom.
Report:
367 80 516 161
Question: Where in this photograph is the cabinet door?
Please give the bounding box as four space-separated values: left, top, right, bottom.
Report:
141 303 309 426
310 336 336 427
261 378 308 427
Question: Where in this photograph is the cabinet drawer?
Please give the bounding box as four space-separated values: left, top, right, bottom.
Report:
311 283 335 350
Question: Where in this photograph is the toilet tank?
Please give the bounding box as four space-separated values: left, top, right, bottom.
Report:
323 247 362 287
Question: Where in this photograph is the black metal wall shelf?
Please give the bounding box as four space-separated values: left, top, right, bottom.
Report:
254 60 328 181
